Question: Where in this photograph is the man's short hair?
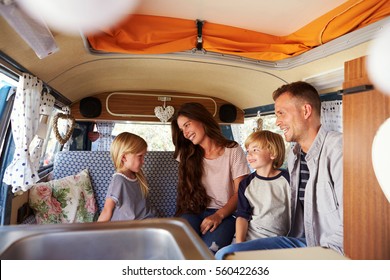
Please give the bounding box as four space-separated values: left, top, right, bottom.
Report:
273 81 321 117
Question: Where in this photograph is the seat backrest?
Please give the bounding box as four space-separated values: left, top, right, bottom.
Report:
53 151 178 217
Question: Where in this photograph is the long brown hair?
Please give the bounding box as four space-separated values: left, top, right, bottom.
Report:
171 102 238 215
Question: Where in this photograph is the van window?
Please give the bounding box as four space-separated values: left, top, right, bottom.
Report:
233 114 289 148
0 72 18 159
39 108 63 167
105 117 287 153
0 72 17 122
112 123 175 151
0 72 18 88
91 122 235 152
0 72 18 225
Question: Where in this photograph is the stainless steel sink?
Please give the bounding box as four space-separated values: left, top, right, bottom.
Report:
0 218 214 260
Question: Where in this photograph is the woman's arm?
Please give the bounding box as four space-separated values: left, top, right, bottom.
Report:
97 198 115 222
200 174 247 234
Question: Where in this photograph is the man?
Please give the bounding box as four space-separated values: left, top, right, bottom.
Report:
216 81 343 259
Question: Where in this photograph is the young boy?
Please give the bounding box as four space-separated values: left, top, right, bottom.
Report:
235 130 291 243
216 130 290 259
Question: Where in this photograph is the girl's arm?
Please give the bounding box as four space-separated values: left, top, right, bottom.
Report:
235 217 249 243
97 198 116 222
200 174 247 234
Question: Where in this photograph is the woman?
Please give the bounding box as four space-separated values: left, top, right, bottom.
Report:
171 102 249 253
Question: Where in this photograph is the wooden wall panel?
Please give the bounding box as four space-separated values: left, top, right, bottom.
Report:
343 56 390 259
343 56 371 89
70 91 244 124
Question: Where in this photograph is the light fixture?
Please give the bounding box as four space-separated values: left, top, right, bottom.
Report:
367 23 390 96
0 1 58 59
371 118 390 203
154 97 174 123
16 0 139 35
367 22 390 203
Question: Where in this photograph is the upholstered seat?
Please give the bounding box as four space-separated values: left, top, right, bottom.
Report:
53 151 178 217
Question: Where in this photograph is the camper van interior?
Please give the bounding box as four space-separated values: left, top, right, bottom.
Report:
0 0 390 260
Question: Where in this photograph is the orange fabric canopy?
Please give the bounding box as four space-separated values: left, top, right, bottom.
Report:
88 0 390 61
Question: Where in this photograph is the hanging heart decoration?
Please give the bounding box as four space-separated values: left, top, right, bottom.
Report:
154 105 175 122
53 113 76 145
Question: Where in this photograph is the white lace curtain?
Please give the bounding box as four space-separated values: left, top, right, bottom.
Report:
94 122 115 151
3 73 55 193
321 100 343 133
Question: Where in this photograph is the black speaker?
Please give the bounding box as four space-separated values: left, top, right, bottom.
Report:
219 104 237 123
79 97 102 118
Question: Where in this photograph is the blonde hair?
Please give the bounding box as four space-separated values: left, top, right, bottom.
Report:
110 132 149 197
245 130 286 169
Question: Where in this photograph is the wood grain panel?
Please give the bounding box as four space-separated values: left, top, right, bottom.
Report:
343 56 371 89
343 56 390 260
70 91 244 123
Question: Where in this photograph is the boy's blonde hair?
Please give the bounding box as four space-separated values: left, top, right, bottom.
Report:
245 130 286 169
110 132 149 197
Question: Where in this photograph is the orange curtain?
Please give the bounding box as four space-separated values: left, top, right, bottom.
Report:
88 0 390 61
88 15 196 54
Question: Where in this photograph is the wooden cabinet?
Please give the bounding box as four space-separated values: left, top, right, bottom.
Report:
343 56 390 259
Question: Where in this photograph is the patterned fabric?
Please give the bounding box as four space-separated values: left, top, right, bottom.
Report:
321 100 342 132
30 90 56 171
3 73 42 193
21 214 36 224
143 151 178 217
298 151 309 208
53 151 178 217
96 122 115 151
39 90 56 115
53 151 114 213
29 169 98 224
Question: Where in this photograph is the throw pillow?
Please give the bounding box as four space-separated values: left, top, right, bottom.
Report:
29 169 98 224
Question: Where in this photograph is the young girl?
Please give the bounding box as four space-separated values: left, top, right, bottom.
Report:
98 132 154 222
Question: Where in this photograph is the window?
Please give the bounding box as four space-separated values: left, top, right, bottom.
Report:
0 71 18 225
100 116 289 154
0 72 18 88
112 123 174 151
0 72 18 158
39 108 63 167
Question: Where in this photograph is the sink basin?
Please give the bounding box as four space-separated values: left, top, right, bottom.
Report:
0 218 214 260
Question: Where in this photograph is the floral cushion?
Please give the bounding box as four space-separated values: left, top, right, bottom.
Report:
29 169 98 224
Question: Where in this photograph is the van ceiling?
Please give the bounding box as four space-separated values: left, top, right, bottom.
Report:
0 0 389 110
133 0 346 36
